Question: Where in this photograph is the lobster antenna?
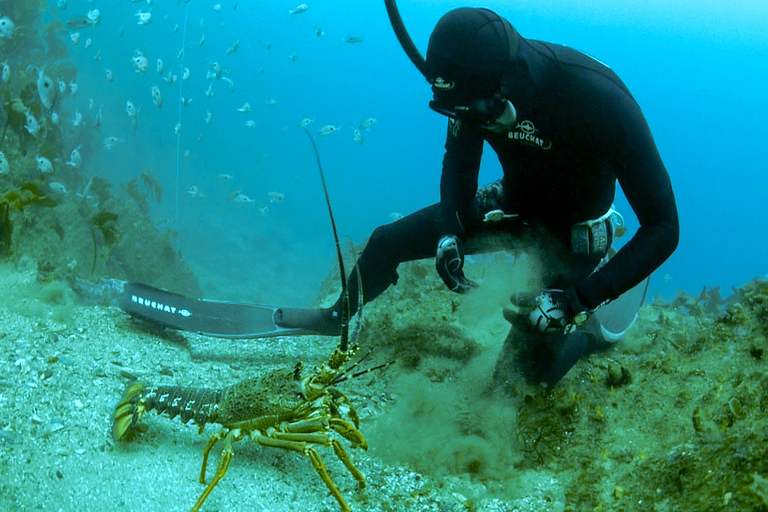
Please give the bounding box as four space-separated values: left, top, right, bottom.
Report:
303 129 350 352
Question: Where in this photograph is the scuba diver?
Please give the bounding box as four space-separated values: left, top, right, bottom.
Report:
275 5 679 384
120 5 678 386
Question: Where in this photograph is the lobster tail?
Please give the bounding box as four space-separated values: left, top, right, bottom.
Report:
112 381 147 441
112 383 223 442
143 385 222 426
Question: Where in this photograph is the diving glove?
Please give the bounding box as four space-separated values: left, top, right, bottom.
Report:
528 288 591 334
436 235 477 293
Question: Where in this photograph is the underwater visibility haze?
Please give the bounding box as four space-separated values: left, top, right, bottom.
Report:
0 0 767 511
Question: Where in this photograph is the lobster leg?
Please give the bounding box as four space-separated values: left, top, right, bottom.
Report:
199 429 229 484
331 439 366 488
252 432 352 512
191 428 243 512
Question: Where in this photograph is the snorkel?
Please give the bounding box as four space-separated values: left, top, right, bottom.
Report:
384 0 517 130
384 0 428 77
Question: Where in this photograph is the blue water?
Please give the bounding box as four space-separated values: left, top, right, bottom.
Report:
59 0 767 305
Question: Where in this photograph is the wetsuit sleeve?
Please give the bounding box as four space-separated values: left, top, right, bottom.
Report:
438 119 485 237
576 98 679 310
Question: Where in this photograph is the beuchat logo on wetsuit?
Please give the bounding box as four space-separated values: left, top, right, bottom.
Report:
508 120 552 150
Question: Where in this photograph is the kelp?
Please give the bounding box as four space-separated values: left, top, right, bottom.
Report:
0 181 58 212
90 210 121 276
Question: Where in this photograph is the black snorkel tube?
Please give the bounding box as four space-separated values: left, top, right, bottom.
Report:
384 0 428 79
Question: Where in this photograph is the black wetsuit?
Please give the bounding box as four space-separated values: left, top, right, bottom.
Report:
344 36 679 313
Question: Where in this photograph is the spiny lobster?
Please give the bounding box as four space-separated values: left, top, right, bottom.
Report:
112 130 373 512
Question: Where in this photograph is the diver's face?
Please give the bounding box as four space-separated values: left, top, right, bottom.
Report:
429 81 516 130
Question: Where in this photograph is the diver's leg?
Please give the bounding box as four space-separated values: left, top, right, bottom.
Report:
275 204 443 335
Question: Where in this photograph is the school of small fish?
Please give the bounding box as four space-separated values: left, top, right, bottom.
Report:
0 2 376 215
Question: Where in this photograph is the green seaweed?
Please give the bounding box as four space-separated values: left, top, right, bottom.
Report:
0 181 57 212
90 210 121 276
0 202 10 256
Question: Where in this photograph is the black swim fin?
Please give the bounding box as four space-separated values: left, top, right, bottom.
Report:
120 282 318 339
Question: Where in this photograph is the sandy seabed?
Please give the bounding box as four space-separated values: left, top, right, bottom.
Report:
1 257 767 512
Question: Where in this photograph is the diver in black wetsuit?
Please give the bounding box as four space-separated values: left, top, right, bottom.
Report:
277 7 679 384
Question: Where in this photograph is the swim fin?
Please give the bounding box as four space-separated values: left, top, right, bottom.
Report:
120 282 317 338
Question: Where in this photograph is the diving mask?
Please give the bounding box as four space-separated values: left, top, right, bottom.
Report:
429 93 517 132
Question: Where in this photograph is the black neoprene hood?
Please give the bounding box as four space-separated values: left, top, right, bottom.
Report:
425 7 513 102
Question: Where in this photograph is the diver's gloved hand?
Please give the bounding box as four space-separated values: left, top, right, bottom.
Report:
528 288 591 334
435 235 477 293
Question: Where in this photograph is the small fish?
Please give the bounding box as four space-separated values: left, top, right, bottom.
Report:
0 151 9 174
67 145 82 168
24 109 40 137
289 4 308 15
298 117 313 128
211 62 221 77
359 117 377 130
69 81 78 95
164 71 176 85
288 53 297 62
230 192 256 203
204 110 213 124
86 9 100 25
151 85 162 108
199 34 205 47
70 31 80 45
268 191 284 203
57 0 68 10
343 34 364 44
187 185 204 198
2 62 10 84
102 136 122 149
84 37 92 49
217 173 234 181
213 4 222 13
72 110 83 127
265 99 277 107
174 122 181 135
243 120 256 128
182 67 190 80
36 154 53 174
315 25 324 37
204 83 213 98
136 10 152 25
156 58 163 74
257 206 269 216
37 66 57 110
49 182 68 194
132 50 149 74
57 79 67 94
226 39 240 55
221 76 235 91
318 124 341 136
0 17 15 39
181 96 192 106
51 112 60 126
126 100 138 129
352 127 363 144
237 103 251 113
66 16 89 29
105 68 114 82
390 212 404 221
37 66 56 109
